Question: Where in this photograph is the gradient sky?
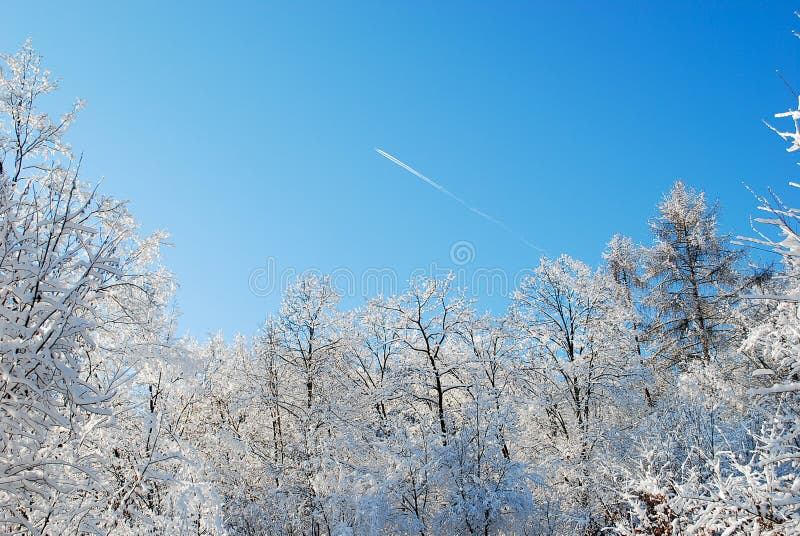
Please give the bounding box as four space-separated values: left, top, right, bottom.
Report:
4 1 800 338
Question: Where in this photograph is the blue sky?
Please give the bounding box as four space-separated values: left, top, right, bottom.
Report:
4 1 800 338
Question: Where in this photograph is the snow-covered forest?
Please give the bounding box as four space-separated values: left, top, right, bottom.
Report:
2 19 800 536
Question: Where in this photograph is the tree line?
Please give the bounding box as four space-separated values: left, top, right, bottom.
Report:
0 38 798 535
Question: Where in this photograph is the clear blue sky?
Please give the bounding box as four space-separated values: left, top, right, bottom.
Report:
4 1 800 338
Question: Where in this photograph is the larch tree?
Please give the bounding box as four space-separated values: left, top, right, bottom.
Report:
645 181 743 368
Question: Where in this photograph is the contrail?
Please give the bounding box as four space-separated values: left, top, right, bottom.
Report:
375 148 544 253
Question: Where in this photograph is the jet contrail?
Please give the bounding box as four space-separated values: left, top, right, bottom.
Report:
375 148 544 253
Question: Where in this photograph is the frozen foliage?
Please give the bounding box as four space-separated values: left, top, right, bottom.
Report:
613 19 800 536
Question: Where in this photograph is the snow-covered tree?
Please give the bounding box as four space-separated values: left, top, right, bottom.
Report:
510 255 643 532
645 181 743 367
0 42 220 535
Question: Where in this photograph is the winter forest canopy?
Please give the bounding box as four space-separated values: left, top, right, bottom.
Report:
3 12 800 536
